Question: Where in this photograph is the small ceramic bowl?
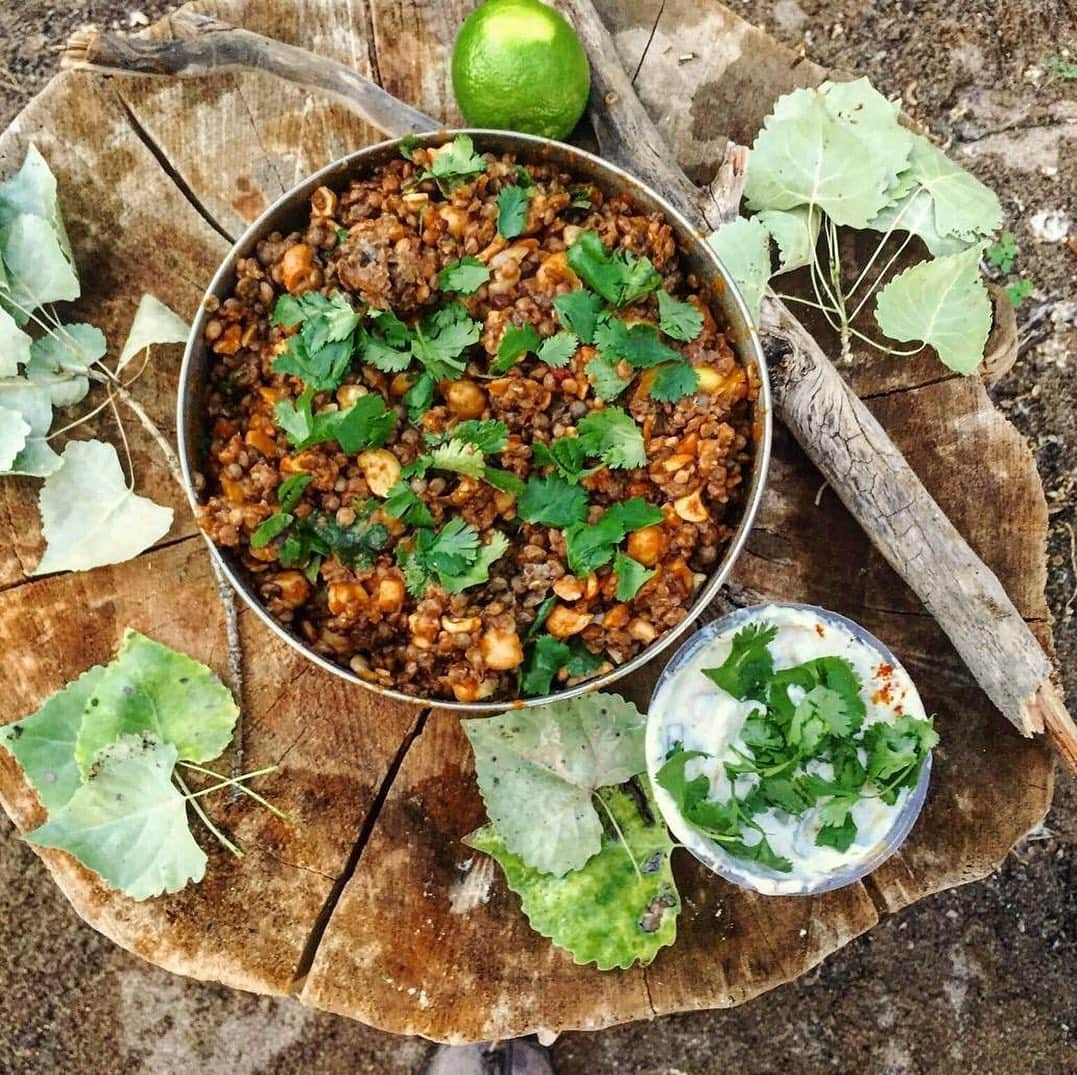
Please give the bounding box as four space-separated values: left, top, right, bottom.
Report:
645 602 932 896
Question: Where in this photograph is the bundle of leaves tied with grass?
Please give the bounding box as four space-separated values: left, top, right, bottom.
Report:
463 693 680 970
710 78 1004 373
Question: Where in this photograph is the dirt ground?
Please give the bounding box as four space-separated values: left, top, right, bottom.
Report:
0 2 1074 1073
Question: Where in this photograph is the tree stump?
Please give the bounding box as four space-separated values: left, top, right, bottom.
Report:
0 0 1053 1043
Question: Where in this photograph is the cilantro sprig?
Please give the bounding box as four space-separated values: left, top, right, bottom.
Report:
657 622 938 871
566 231 662 308
272 291 361 391
396 518 509 595
497 184 532 239
274 388 396 453
408 134 487 195
564 498 664 576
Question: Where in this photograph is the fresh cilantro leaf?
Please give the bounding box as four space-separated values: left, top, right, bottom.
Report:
1045 55 1077 80
576 407 647 469
403 372 435 421
563 498 662 575
396 517 508 595
585 354 632 399
613 551 655 601
564 639 604 677
272 293 304 328
532 436 600 484
429 439 486 478
272 292 361 385
536 331 579 368
358 308 413 372
483 467 526 496
864 715 939 793
383 480 435 528
497 184 532 239
492 323 541 374
657 291 704 341
702 622 778 701
602 497 664 533
438 256 490 295
273 387 315 444
594 317 681 368
815 813 857 852
417 134 487 194
251 512 293 549
526 596 557 642
426 419 508 454
272 334 353 391
515 165 535 187
413 302 482 380
554 289 605 343
565 231 662 308
277 473 312 513
275 390 396 452
518 474 589 527
569 186 593 210
755 777 810 814
985 231 1017 274
649 361 700 402
1006 279 1034 307
441 531 509 593
521 634 569 696
726 834 793 874
398 134 420 161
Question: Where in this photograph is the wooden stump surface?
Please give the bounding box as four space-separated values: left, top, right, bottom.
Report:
0 0 1054 1043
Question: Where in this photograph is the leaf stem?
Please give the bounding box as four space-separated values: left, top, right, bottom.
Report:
178 761 290 821
847 229 916 325
174 771 244 858
180 764 277 802
845 323 926 357
843 183 924 303
593 789 642 882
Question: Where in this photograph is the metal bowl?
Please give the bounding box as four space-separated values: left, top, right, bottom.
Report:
177 129 772 712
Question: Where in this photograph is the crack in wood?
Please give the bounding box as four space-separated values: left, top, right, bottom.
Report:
288 704 432 991
860 371 959 402
112 85 237 243
630 0 666 86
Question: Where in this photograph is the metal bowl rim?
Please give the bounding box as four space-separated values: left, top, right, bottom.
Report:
177 128 772 713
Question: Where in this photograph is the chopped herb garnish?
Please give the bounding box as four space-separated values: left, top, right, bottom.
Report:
396 517 508 595
569 186 593 210
565 231 662 308
520 634 604 696
425 418 508 455
250 512 293 549
491 323 541 374
554 289 605 343
517 474 589 528
398 134 421 161
428 438 486 479
536 331 578 368
278 509 388 571
383 480 435 528
576 407 647 469
358 308 413 372
585 354 631 399
412 301 482 380
532 436 601 484
612 551 655 601
277 473 312 513
412 134 487 194
273 336 353 392
438 256 491 295
563 497 663 576
497 184 532 239
594 317 681 368
648 362 700 402
273 388 396 453
657 291 705 342
403 372 435 422
271 291 361 391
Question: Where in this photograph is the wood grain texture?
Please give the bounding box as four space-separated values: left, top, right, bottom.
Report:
0 0 1056 1043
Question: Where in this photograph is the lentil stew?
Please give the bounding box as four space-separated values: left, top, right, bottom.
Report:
190 134 763 705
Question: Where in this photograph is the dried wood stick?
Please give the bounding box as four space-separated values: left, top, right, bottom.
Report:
559 0 1076 771
62 11 438 136
62 9 1077 772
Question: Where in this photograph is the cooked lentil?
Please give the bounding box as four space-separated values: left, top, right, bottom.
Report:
195 140 758 703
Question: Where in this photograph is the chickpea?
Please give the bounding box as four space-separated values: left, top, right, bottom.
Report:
328 581 369 618
441 615 483 634
390 372 415 398
628 618 657 644
358 449 401 497
480 628 524 670
273 571 311 609
626 525 665 567
281 243 321 294
673 488 709 523
337 383 368 407
546 604 591 638
552 576 585 602
310 186 338 218
696 367 722 393
604 604 631 629
377 576 406 613
535 250 579 290
212 323 242 356
438 204 469 238
444 379 487 419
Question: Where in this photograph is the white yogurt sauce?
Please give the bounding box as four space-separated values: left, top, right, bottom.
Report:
646 604 928 895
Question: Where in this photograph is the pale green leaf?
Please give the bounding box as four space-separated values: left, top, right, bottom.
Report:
74 628 238 777
875 245 991 374
466 779 679 970
745 90 896 227
0 379 60 476
118 294 190 370
757 206 820 273
0 304 31 376
707 217 771 323
26 735 207 901
34 440 173 575
865 187 972 256
0 666 106 811
462 692 646 877
0 144 73 260
818 78 914 179
0 213 80 323
0 405 29 470
25 323 103 407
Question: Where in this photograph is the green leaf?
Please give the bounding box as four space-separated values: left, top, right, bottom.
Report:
438 256 490 295
585 354 631 400
465 780 679 970
815 813 857 852
427 418 509 455
0 405 29 470
383 480 435 528
358 308 413 373
656 291 704 342
276 391 396 452
440 531 509 593
413 302 481 380
874 245 992 374
0 304 31 377
25 324 101 406
396 517 508 595
482 467 525 496
420 134 487 193
817 78 914 181
564 498 661 576
1 213 80 322
497 185 532 239
594 317 680 369
0 379 61 476
554 289 605 343
34 441 173 575
532 435 600 484
0 665 105 811
518 474 589 527
0 144 73 259
701 622 777 701
648 362 700 403
403 372 435 421
462 692 647 876
492 323 541 374
117 294 189 370
576 407 646 469
865 187 972 257
273 335 353 391
565 232 662 308
250 512 293 549
73 628 238 777
27 735 207 901
428 439 486 479
757 206 821 273
520 633 571 696
707 217 771 323
745 89 897 228
536 331 578 368
613 551 655 601
277 473 312 512
1006 279 1034 308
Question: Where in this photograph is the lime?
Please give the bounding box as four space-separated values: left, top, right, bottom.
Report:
451 0 591 141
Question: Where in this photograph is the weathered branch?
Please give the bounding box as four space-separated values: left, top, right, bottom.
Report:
561 0 1076 768
63 7 1077 771
62 11 438 137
